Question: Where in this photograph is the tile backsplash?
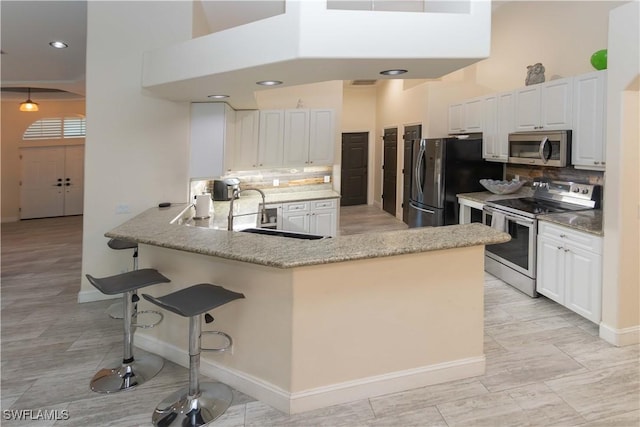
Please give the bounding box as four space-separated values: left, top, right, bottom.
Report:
506 165 604 186
190 166 333 199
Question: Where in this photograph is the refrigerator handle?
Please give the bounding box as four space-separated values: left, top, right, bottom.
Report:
409 202 435 214
414 142 425 195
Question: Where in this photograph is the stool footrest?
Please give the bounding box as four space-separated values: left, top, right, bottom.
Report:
201 331 233 353
132 310 164 329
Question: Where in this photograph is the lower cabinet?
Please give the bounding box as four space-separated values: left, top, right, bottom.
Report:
536 221 602 323
281 198 338 237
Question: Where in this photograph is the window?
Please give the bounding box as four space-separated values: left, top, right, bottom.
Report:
23 116 86 140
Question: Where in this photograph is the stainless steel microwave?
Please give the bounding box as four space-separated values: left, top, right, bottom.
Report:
508 130 571 167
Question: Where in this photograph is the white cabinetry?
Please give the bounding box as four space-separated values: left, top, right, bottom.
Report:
281 198 338 237
283 109 310 166
572 70 607 170
308 109 335 165
258 110 285 168
515 77 573 132
537 222 602 323
448 97 483 134
190 103 235 179
482 92 513 162
233 110 260 170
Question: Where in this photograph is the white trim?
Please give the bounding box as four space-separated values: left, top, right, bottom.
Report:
1 217 19 223
77 289 120 303
599 322 640 346
135 332 485 414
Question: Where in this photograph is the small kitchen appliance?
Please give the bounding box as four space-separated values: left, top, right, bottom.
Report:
483 180 601 297
408 134 504 227
508 130 571 167
212 179 239 201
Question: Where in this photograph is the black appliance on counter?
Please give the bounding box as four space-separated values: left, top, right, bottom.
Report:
408 134 503 228
212 180 236 201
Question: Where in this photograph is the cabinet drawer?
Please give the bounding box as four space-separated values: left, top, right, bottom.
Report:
311 199 337 210
283 202 309 213
538 221 602 254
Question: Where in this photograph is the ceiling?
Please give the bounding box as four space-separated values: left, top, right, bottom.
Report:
0 1 507 103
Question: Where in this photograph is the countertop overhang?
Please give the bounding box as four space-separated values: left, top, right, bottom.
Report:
106 203 510 268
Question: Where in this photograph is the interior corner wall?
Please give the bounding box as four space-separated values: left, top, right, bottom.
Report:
600 1 640 345
0 99 86 222
342 85 378 205
80 1 193 302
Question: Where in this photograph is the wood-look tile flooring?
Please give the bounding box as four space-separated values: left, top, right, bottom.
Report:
1 211 638 426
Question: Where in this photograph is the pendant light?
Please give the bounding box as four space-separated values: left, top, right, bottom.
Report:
19 88 39 112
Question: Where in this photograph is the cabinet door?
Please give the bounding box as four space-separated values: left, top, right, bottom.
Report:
564 245 602 323
233 110 260 170
463 98 483 132
514 86 541 131
572 71 606 169
283 109 310 166
496 91 514 161
448 103 464 134
189 103 228 179
310 199 338 237
308 109 335 165
482 95 498 160
281 201 310 233
540 77 572 130
536 234 565 303
258 110 285 168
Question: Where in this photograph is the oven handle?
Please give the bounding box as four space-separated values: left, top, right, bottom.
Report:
483 206 535 226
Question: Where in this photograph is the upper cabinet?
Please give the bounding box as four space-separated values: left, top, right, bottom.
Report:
514 77 573 131
572 71 607 170
232 110 260 170
189 103 235 179
258 110 286 168
448 97 483 134
482 91 513 162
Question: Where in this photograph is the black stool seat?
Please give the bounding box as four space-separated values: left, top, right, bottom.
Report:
87 269 170 295
107 238 138 250
142 284 245 317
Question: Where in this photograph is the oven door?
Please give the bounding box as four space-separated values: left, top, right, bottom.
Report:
483 206 537 278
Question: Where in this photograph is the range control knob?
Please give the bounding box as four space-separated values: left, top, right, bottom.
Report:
582 188 590 194
572 187 580 193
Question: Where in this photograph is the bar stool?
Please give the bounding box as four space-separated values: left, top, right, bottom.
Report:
86 268 170 393
106 238 139 320
142 284 245 427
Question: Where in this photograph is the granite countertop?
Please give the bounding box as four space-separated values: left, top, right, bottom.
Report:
538 210 603 236
106 203 511 269
457 187 534 203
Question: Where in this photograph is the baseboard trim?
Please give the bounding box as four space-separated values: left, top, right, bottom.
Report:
599 322 640 346
1 216 18 223
77 289 119 303
135 332 485 414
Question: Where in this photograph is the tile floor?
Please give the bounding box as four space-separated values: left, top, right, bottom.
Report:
1 210 638 427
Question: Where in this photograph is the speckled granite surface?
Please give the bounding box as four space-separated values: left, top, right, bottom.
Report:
106 203 510 268
538 210 603 236
456 188 534 203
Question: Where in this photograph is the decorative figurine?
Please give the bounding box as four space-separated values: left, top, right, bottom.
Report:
525 63 546 85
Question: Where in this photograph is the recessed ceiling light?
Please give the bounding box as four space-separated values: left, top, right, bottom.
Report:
49 41 68 49
256 80 283 86
380 69 408 76
207 94 229 99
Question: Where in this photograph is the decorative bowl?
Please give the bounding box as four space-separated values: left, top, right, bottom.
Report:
479 179 525 195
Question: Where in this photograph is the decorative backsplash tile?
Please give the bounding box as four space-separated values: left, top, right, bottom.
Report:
190 166 333 200
505 165 604 186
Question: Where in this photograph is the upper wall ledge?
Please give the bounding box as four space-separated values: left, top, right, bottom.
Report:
142 0 491 109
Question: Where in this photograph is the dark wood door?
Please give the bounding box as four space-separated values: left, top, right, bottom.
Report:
382 128 397 216
402 125 422 224
341 132 368 206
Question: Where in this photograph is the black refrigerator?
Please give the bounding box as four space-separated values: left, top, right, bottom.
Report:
408 135 503 228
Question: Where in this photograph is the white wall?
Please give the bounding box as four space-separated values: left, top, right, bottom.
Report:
80 1 193 301
600 1 640 346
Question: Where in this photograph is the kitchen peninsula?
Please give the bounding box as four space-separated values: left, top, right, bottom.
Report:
106 202 509 414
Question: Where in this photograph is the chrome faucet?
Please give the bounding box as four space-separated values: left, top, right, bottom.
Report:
227 187 268 230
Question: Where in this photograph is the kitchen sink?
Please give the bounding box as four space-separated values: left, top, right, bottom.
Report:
239 228 329 240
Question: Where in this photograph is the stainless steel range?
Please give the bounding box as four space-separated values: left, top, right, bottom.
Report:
483 180 601 297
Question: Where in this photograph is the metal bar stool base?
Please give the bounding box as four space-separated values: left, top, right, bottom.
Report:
90 352 164 393
151 382 233 427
